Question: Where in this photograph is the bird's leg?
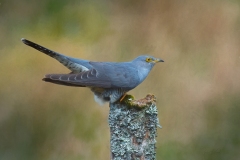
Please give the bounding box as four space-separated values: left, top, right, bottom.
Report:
119 93 128 102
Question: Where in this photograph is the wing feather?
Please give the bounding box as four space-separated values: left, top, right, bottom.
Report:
43 69 112 88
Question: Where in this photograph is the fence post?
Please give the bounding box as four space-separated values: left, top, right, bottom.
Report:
108 94 161 160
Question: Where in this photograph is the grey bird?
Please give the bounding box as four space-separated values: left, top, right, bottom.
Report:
21 38 164 105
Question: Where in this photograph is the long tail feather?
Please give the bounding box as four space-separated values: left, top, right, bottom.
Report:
21 38 63 59
21 38 89 73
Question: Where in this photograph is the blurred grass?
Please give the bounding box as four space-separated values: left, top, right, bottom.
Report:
0 0 240 159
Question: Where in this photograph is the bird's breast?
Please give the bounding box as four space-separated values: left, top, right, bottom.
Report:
137 67 150 82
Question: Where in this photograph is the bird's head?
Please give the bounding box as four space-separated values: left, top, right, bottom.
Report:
132 55 164 69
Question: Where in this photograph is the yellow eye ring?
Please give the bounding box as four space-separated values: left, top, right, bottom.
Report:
146 57 151 62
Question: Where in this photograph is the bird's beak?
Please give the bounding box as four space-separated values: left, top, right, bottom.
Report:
154 58 164 63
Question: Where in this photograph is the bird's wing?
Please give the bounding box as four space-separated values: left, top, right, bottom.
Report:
21 38 92 73
43 62 140 89
89 62 141 89
43 68 112 88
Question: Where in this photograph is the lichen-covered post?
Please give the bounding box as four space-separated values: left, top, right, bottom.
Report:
108 94 161 160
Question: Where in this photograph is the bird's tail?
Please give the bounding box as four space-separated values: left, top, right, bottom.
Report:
21 38 89 73
21 38 66 60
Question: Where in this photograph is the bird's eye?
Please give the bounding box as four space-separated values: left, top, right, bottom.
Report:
146 57 152 62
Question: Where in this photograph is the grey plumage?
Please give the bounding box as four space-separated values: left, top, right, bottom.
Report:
21 38 164 105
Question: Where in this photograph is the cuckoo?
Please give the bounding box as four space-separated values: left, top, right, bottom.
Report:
21 38 164 105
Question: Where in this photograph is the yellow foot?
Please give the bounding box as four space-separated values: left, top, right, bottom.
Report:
120 94 135 103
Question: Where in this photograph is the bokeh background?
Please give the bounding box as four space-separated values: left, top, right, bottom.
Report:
1 0 240 159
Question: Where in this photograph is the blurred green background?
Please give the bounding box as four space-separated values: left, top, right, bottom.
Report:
1 0 240 159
